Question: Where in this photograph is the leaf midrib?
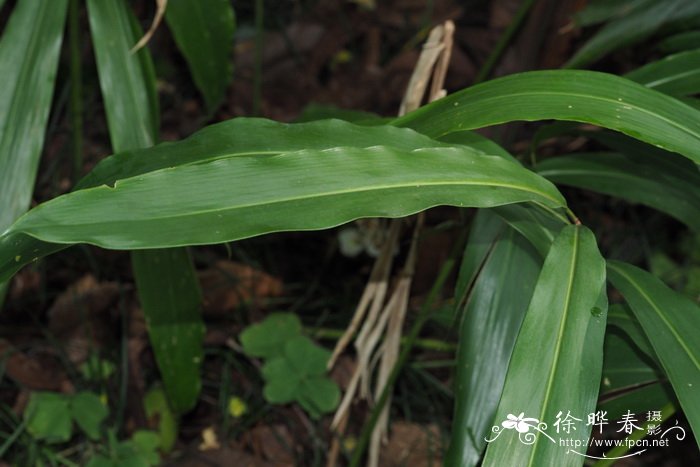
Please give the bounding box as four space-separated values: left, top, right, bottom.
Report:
17 179 564 232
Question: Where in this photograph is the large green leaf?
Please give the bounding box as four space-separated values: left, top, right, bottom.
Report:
0 0 68 300
447 211 541 467
566 0 700 68
606 260 700 445
165 0 235 113
76 118 458 189
482 225 607 467
88 0 203 413
0 145 566 255
394 70 700 165
536 152 700 232
133 249 205 413
625 48 700 96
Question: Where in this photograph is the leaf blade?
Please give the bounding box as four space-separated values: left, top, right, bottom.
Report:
5 146 566 250
536 152 700 232
606 260 700 445
394 70 700 165
165 0 235 112
447 212 542 467
87 0 203 414
482 225 607 467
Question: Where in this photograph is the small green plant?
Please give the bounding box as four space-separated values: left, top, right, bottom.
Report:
85 429 160 467
241 313 341 418
17 390 160 466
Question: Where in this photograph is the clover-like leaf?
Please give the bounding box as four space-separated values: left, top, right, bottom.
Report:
284 335 331 376
70 391 108 441
298 376 340 419
240 313 302 359
261 357 301 404
25 392 72 443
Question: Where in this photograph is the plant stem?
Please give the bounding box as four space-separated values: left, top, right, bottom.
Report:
253 0 264 116
349 229 467 466
68 0 83 180
474 0 537 84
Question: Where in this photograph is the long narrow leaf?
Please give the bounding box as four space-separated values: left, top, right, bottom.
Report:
0 0 67 231
0 145 567 254
165 0 235 112
625 48 700 96
536 152 700 232
482 225 607 466
606 260 700 445
132 249 205 413
88 0 203 413
566 0 700 68
0 0 68 301
447 211 541 467
394 70 700 165
86 0 156 151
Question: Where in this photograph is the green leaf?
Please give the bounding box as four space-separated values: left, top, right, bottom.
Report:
0 0 67 232
453 210 505 309
261 358 300 404
86 0 158 150
482 226 607 467
625 48 700 96
446 212 541 467
88 0 205 415
491 204 565 258
573 0 648 27
130 430 161 466
70 391 108 441
606 260 700 445
536 152 700 232
0 0 68 301
75 118 458 190
133 249 205 413
284 335 331 376
25 392 72 443
658 30 700 53
165 0 235 113
143 387 177 452
295 103 382 124
394 70 700 165
566 0 700 68
606 304 657 362
0 145 565 254
437 131 519 163
240 313 302 359
258 335 339 417
298 376 340 419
